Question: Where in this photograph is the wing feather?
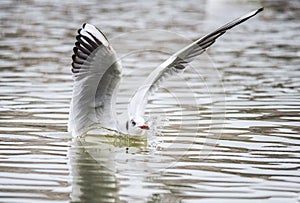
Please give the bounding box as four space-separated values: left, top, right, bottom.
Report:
128 8 263 118
68 23 122 137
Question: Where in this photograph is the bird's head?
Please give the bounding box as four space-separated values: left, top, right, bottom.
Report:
126 116 149 135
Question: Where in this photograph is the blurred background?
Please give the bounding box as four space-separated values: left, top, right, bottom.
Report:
0 0 300 202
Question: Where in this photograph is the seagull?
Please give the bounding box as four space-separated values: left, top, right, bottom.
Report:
68 8 263 137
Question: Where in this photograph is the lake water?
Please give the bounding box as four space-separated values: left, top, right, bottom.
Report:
1 0 300 202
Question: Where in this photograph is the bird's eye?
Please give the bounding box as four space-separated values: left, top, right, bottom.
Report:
131 120 136 126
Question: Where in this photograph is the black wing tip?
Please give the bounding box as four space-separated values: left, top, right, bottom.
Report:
72 23 102 75
73 47 78 53
249 7 263 19
82 23 88 29
257 7 264 13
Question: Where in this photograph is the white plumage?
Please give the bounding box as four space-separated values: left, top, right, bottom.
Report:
68 8 263 137
68 23 121 137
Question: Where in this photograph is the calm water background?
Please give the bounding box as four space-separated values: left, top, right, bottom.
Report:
1 0 300 202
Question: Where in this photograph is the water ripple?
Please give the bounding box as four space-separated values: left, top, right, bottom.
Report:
1 0 300 202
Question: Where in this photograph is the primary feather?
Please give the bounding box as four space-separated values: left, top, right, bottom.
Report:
68 8 263 137
68 23 122 137
128 8 264 119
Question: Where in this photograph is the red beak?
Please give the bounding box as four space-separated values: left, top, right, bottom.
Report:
139 125 149 130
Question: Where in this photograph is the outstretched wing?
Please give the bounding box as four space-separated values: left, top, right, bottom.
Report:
128 8 263 118
68 23 122 137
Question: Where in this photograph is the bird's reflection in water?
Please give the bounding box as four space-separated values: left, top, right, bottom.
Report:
69 129 148 202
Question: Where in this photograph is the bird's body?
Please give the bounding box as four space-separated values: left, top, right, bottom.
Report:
68 8 263 137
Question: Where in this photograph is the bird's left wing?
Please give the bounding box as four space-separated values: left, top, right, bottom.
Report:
68 23 122 137
128 8 263 118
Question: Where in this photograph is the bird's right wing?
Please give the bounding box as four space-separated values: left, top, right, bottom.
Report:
68 23 122 137
128 8 264 118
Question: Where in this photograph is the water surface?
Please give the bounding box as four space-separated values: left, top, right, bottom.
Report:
0 0 300 202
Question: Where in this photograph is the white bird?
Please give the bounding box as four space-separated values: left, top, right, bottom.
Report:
68 8 263 137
